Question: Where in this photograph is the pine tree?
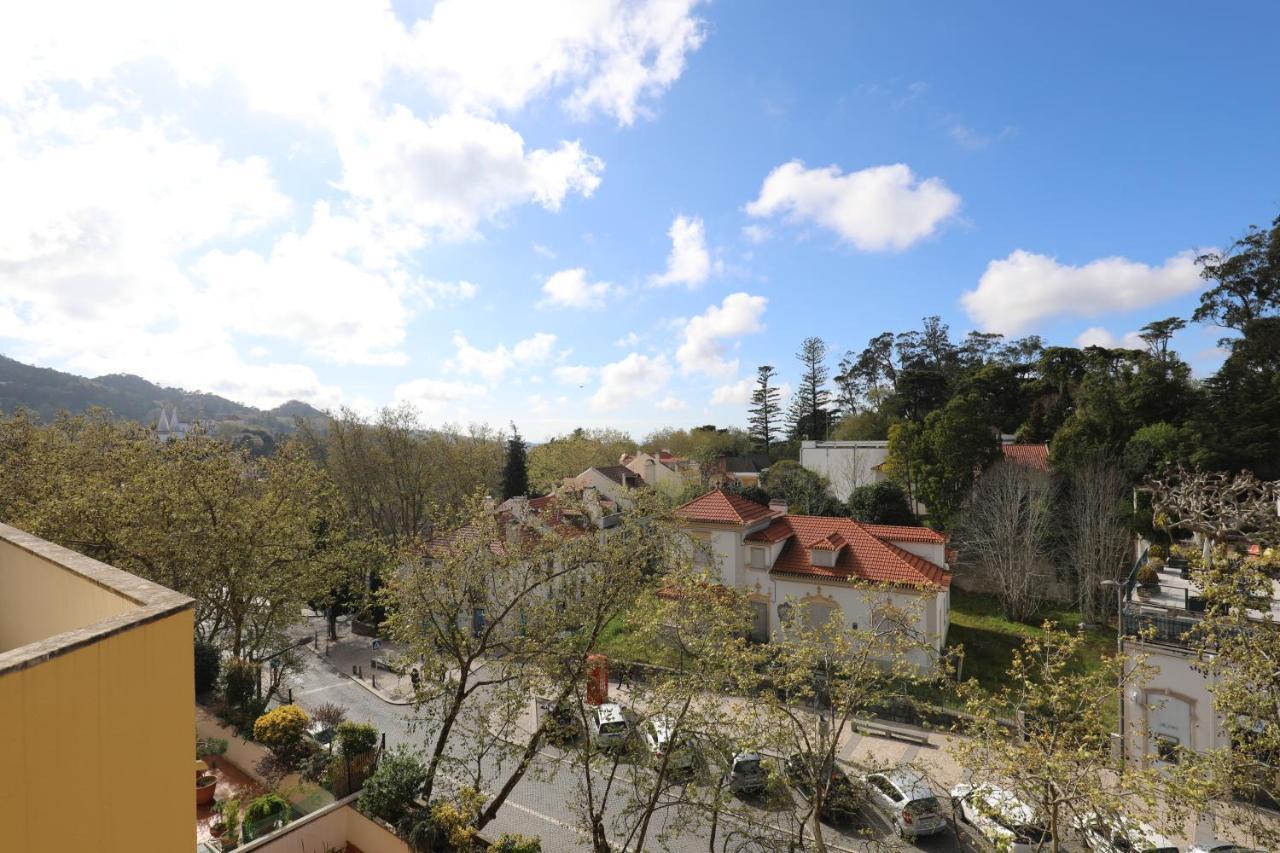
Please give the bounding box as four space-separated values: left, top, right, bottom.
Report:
786 337 833 441
748 365 781 453
501 423 529 500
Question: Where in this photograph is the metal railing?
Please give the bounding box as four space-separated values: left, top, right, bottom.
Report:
1122 610 1200 647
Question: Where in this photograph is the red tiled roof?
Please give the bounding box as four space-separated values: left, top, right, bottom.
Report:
1002 443 1050 472
675 489 777 525
767 515 950 589
809 531 847 551
745 518 795 543
859 523 947 544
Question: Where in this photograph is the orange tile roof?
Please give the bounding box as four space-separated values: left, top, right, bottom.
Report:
675 488 777 525
767 515 950 589
1001 443 1050 472
859 523 947 544
745 518 795 543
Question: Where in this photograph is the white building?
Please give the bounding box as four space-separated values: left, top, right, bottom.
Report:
620 450 700 497
565 465 643 511
799 440 890 502
675 489 952 675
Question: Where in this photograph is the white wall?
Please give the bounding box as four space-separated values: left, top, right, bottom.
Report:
1122 642 1224 768
800 441 889 502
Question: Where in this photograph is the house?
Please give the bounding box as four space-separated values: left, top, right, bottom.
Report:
621 450 701 496
0 523 195 852
674 489 952 675
565 464 643 510
799 440 891 502
1000 440 1050 472
709 452 773 488
155 406 193 440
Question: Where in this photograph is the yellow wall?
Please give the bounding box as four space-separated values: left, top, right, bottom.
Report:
0 608 194 853
0 538 136 652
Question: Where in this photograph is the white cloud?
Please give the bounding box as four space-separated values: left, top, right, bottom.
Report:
741 224 771 244
406 0 707 125
676 292 768 378
527 393 552 415
532 242 556 258
652 214 714 287
540 267 613 309
553 365 596 385
339 108 603 240
745 160 960 251
1075 327 1146 350
592 353 672 411
710 378 754 406
448 332 558 380
393 377 487 414
421 279 479 307
614 331 642 347
962 250 1202 335
655 395 687 411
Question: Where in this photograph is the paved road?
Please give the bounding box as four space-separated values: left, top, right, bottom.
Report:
280 640 995 852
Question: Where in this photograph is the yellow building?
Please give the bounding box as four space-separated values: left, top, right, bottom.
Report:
0 522 194 853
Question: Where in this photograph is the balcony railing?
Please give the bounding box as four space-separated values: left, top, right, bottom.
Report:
1122 609 1200 647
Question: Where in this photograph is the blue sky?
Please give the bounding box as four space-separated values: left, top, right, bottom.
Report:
2 1 1278 440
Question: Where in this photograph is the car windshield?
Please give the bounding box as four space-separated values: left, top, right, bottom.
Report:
905 797 940 816
734 758 761 775
600 721 627 734
1008 824 1052 844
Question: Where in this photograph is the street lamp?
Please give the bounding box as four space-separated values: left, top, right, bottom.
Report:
1101 579 1126 766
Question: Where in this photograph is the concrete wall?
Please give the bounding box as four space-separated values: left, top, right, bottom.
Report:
1122 641 1225 768
243 797 413 853
0 536 136 652
0 608 194 853
799 441 889 502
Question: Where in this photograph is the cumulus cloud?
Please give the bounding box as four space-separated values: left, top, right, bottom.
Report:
393 377 487 414
710 378 754 405
553 365 596 385
1075 327 1146 350
655 395 688 411
676 292 768 377
540 267 613 309
592 353 672 411
614 331 642 347
448 332 558 380
652 214 715 287
745 160 960 251
741 224 771 244
962 250 1202 335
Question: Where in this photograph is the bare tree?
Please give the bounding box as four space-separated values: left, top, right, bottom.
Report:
955 459 1056 621
1149 467 1280 565
1066 455 1132 624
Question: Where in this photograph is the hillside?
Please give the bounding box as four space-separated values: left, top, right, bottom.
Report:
0 354 328 433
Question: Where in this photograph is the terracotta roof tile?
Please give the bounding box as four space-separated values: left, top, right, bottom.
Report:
675 489 777 525
1001 443 1051 472
858 523 947 544
766 515 950 589
745 518 795 543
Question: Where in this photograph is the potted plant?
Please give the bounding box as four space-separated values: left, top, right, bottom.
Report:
1136 563 1161 598
196 769 218 806
243 792 290 840
220 799 241 851
198 737 229 769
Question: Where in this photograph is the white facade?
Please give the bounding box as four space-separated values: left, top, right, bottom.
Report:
800 440 889 502
624 452 700 497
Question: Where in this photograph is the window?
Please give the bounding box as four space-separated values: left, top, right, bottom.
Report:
749 547 765 569
1153 734 1181 764
472 607 486 637
749 601 769 644
807 603 834 629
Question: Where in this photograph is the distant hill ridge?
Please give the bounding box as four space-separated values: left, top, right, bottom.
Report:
0 353 328 431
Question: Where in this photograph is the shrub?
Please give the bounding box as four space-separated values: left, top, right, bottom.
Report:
194 640 222 695
336 721 378 756
311 702 347 732
220 798 241 842
491 834 542 853
1137 563 1161 586
323 750 379 797
254 705 311 765
223 657 260 708
1147 544 1167 561
358 749 427 824
197 737 228 760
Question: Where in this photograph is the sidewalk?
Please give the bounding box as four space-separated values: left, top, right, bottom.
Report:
292 614 420 704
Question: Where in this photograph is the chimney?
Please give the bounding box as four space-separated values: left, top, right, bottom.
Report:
769 498 788 515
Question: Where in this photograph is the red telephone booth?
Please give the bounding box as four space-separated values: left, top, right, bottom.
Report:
586 653 608 705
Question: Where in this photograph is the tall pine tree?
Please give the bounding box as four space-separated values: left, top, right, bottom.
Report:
786 337 833 441
501 423 529 499
748 365 782 453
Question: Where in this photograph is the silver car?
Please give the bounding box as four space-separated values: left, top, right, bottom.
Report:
588 702 631 750
864 767 947 838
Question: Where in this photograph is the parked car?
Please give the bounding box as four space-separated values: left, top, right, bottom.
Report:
639 714 695 772
784 752 864 823
587 702 631 750
1190 843 1263 852
541 697 581 745
725 751 767 795
1076 812 1179 852
863 767 947 838
950 783 1053 853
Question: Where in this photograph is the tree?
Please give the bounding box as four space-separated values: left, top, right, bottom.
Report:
1148 467 1280 567
760 460 843 516
954 459 1056 622
950 624 1172 853
501 423 529 499
1196 317 1280 478
1138 316 1187 362
846 481 916 525
786 337 833 441
526 428 638 494
747 365 782 454
1193 214 1280 337
1065 455 1132 624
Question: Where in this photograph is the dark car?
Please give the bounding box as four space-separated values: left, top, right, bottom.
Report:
784 752 864 822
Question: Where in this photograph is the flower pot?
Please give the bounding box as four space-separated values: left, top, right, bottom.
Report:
196 775 217 806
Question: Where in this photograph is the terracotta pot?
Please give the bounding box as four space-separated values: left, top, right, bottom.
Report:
196 775 217 806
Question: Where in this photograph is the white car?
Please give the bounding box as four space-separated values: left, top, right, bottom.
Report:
1077 813 1179 852
950 783 1053 853
639 714 695 772
863 767 947 838
1189 843 1263 853
588 702 631 750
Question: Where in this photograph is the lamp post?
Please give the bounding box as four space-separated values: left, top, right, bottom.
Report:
1101 579 1126 766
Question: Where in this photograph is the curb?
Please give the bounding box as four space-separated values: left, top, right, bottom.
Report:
302 641 416 707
